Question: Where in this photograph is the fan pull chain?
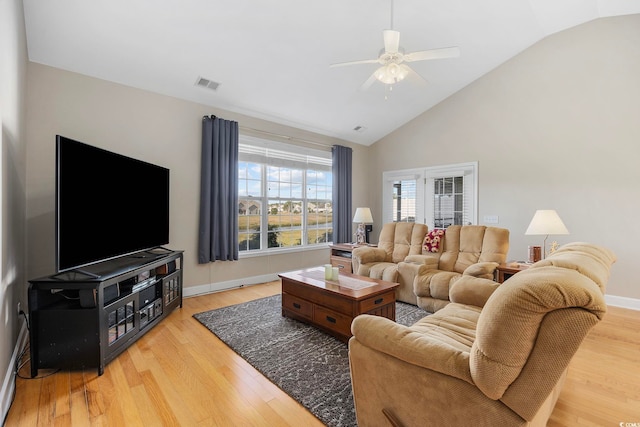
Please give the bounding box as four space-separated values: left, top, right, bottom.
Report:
384 84 394 100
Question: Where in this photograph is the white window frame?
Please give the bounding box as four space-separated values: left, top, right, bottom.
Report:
382 162 478 228
238 136 333 258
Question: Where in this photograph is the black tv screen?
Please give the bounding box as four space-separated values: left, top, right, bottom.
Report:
56 135 170 272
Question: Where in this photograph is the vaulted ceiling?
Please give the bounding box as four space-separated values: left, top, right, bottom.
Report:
22 0 640 145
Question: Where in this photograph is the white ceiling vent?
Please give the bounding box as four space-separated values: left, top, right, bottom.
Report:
195 76 220 91
353 125 366 133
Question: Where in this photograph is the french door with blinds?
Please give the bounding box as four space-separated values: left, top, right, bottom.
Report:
382 162 477 229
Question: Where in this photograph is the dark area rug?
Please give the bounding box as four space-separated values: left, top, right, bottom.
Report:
193 294 428 427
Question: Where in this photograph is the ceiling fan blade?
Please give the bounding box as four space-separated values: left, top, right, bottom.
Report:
402 64 428 87
330 58 380 68
404 46 460 62
359 72 379 91
383 29 400 54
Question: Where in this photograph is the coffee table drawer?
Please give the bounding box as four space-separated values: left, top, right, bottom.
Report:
313 306 352 337
283 293 313 320
359 290 396 314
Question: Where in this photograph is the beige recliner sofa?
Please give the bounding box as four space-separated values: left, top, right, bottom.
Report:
348 242 616 427
351 222 428 304
398 224 509 311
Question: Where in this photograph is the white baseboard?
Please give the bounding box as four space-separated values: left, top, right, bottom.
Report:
183 273 280 298
1 321 28 423
606 294 640 311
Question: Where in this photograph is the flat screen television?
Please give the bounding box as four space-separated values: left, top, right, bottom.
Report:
56 135 170 272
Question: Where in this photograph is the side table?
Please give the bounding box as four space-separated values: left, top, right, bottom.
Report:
494 263 530 283
329 243 365 274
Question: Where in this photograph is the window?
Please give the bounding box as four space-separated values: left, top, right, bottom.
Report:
238 137 332 253
392 179 418 222
382 169 423 224
433 176 463 228
383 162 477 229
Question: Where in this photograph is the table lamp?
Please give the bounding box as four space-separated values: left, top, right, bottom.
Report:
353 207 373 244
525 209 569 258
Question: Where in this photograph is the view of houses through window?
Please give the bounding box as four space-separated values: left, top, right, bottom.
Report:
238 140 332 252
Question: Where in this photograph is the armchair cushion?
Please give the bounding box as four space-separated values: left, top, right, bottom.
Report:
463 261 499 279
449 275 500 307
453 226 487 272
428 272 460 300
379 222 427 263
351 246 386 265
351 307 478 384
404 254 439 268
366 262 399 283
531 241 616 291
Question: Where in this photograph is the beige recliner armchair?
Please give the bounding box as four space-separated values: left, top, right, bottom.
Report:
351 222 428 304
349 242 616 427
398 224 509 312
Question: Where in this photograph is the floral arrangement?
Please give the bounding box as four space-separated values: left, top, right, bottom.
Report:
423 229 445 253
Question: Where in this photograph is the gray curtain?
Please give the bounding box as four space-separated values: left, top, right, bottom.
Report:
332 145 353 243
198 116 239 262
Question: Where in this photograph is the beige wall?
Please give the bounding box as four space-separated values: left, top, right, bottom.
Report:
0 0 28 416
25 63 368 293
369 14 640 301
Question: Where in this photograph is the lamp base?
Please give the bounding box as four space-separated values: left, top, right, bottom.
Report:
541 236 561 259
365 224 372 244
355 223 367 244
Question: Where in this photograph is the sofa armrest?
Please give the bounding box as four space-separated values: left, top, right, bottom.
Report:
404 254 439 268
463 261 499 279
352 246 387 265
449 275 500 308
350 314 473 384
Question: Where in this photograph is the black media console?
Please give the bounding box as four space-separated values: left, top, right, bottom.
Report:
28 248 184 376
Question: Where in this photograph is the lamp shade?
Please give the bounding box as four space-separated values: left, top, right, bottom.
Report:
525 210 569 235
353 207 373 223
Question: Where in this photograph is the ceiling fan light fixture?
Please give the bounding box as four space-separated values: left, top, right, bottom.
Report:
375 63 408 84
330 0 459 92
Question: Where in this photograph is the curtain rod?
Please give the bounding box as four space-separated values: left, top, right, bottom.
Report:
239 126 334 149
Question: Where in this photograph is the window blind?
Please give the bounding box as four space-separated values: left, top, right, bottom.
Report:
239 138 331 171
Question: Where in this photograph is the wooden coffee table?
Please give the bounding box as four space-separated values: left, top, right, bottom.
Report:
278 267 399 342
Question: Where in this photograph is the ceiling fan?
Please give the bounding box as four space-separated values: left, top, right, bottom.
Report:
330 0 460 91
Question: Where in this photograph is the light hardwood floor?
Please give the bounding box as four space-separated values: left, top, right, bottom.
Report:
5 281 640 426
